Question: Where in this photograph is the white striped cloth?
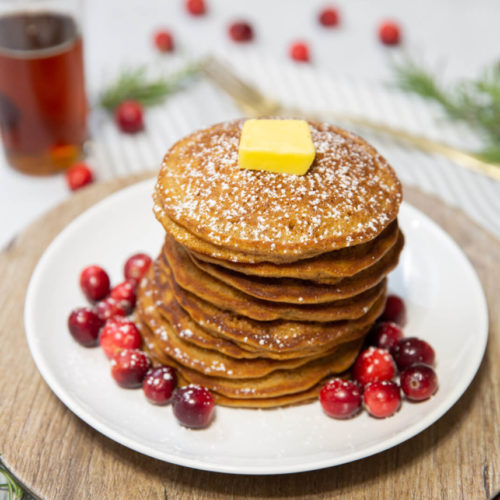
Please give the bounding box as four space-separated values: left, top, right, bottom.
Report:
89 51 500 238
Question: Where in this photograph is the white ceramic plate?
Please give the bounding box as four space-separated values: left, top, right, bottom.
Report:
25 178 488 475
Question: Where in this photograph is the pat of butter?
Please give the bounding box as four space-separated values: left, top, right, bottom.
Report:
238 119 315 175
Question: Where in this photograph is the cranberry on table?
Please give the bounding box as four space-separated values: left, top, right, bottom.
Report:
370 321 404 350
65 163 94 191
318 7 339 27
67 307 104 347
289 41 310 62
124 253 152 283
378 20 401 46
79 265 110 302
228 21 254 42
96 297 127 322
143 366 178 405
173 385 215 428
185 0 206 16
380 294 406 326
391 337 435 371
363 380 401 418
111 349 151 388
110 280 136 314
320 378 362 419
153 29 174 52
115 100 144 134
401 363 438 401
99 318 142 359
352 346 396 386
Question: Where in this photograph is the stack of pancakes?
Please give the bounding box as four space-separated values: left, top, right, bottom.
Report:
136 120 403 408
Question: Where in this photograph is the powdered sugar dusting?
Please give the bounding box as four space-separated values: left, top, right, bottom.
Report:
155 120 402 254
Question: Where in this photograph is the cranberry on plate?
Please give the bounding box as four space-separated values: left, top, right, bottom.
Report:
369 321 404 350
172 385 215 428
380 294 406 326
352 346 396 386
96 297 127 322
79 265 110 302
320 378 362 419
111 349 151 388
143 366 178 405
110 280 137 314
400 363 438 401
363 380 401 418
124 253 152 283
391 337 435 371
67 307 104 347
99 318 142 359
185 0 206 16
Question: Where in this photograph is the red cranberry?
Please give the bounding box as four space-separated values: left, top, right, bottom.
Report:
370 321 403 350
65 163 94 191
228 21 254 42
110 280 136 314
378 20 401 46
185 0 206 16
67 307 104 347
352 347 396 386
153 29 174 52
173 385 215 428
391 337 435 371
319 378 362 419
79 265 110 302
400 363 438 401
289 41 310 62
115 100 144 134
380 294 406 325
363 380 401 418
96 298 127 322
319 7 339 27
99 318 142 359
124 253 152 283
143 366 178 405
111 349 151 388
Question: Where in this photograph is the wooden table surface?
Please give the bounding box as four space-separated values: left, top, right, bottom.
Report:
0 173 499 500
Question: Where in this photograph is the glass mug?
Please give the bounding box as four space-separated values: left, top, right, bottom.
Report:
0 0 87 175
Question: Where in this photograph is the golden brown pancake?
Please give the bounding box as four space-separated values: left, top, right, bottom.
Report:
161 239 386 322
154 120 402 260
189 220 400 281
187 232 404 304
150 260 379 359
140 314 363 400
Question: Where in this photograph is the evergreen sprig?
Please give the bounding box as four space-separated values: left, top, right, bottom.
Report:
0 455 24 500
99 63 199 111
394 59 500 163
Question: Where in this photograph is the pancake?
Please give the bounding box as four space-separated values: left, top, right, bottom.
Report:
140 315 363 400
154 120 402 260
151 258 380 358
187 231 404 304
161 239 386 322
156 256 386 356
136 270 354 379
188 220 400 282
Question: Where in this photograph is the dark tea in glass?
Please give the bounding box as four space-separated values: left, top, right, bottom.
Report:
0 10 87 175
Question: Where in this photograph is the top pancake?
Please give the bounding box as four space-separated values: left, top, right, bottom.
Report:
154 120 402 260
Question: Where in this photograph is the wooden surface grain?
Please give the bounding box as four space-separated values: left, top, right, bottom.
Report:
0 173 499 500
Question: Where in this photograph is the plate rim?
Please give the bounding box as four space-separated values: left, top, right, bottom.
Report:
24 178 489 475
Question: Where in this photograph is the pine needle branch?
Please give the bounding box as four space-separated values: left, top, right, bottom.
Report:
99 62 199 111
0 455 24 500
393 59 500 163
